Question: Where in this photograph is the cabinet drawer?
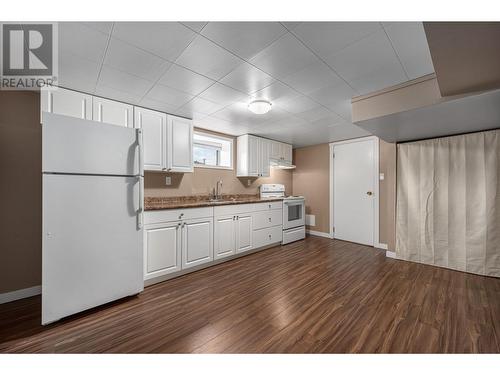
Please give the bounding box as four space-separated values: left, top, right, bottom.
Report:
253 225 282 249
145 207 213 224
252 209 282 230
213 203 254 217
253 201 282 212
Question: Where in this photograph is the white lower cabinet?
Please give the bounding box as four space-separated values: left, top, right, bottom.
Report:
253 225 282 249
144 203 284 284
214 215 236 260
145 222 182 278
214 212 253 259
182 217 213 269
235 214 253 253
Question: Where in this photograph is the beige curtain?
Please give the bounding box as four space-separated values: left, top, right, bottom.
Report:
396 129 500 277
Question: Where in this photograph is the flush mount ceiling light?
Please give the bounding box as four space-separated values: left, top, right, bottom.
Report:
248 100 272 115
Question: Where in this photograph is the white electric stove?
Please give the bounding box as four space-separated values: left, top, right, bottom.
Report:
260 184 306 244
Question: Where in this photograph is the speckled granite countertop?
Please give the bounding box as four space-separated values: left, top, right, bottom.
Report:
144 194 283 210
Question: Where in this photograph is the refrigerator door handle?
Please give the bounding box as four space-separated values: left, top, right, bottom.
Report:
136 128 144 177
138 176 144 229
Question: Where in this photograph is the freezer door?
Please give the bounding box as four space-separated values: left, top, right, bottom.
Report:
42 174 143 324
42 112 141 176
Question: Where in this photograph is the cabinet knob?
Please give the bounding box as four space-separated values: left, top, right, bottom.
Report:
268 218 271 222
268 234 272 239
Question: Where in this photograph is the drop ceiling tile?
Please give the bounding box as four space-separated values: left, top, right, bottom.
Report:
349 60 407 95
249 33 319 80
384 22 435 79
145 83 195 107
281 22 302 31
219 62 276 94
295 106 340 123
182 22 208 32
201 22 287 60
58 50 101 93
98 65 153 97
82 22 114 35
59 22 109 63
251 81 300 103
158 64 215 96
138 97 179 114
104 38 171 81
175 36 243 80
324 29 403 82
308 114 343 127
112 22 196 62
198 83 249 106
308 81 357 121
94 84 143 105
291 22 381 60
281 60 344 95
275 95 319 114
178 97 225 116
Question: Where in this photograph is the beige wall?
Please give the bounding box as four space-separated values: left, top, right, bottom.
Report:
0 91 42 293
145 128 293 197
292 144 331 234
292 139 397 249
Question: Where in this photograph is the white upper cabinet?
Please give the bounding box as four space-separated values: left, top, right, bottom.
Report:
167 115 193 173
133 111 193 173
92 97 134 128
41 87 92 121
282 143 293 164
259 138 271 178
237 134 271 177
134 107 166 172
270 140 293 164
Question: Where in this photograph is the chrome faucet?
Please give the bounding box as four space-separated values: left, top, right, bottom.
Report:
216 179 223 200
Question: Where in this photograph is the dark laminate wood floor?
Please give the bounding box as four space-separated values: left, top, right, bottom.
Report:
1 236 500 353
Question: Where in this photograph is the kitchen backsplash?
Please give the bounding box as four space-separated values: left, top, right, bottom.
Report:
144 167 292 198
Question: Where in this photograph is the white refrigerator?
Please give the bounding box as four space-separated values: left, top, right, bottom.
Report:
42 112 144 325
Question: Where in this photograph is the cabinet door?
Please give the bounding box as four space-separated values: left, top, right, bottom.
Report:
248 136 260 176
134 107 166 171
167 116 193 173
270 141 281 160
282 143 293 163
214 215 236 260
93 97 134 128
41 87 92 121
259 138 271 177
145 222 181 279
235 214 253 253
182 217 213 269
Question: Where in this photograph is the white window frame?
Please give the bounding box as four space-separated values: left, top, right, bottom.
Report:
193 131 234 170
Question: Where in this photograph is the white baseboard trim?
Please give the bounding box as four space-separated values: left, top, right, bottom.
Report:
0 285 41 304
375 243 388 250
386 251 396 259
306 230 332 239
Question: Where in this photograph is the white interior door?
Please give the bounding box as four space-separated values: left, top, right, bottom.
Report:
333 138 376 246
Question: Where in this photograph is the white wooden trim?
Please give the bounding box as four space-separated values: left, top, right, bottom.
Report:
386 250 396 259
0 285 41 304
329 136 380 247
306 230 333 239
375 243 388 250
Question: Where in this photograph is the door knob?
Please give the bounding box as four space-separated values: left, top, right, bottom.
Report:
367 191 373 196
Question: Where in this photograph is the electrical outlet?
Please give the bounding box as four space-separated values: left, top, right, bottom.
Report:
247 179 251 187
165 176 171 186
379 173 385 181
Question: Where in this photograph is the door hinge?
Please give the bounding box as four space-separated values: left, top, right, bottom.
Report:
332 226 335 232
332 152 335 158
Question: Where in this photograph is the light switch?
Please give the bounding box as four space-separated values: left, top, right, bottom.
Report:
379 173 385 181
165 176 171 185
